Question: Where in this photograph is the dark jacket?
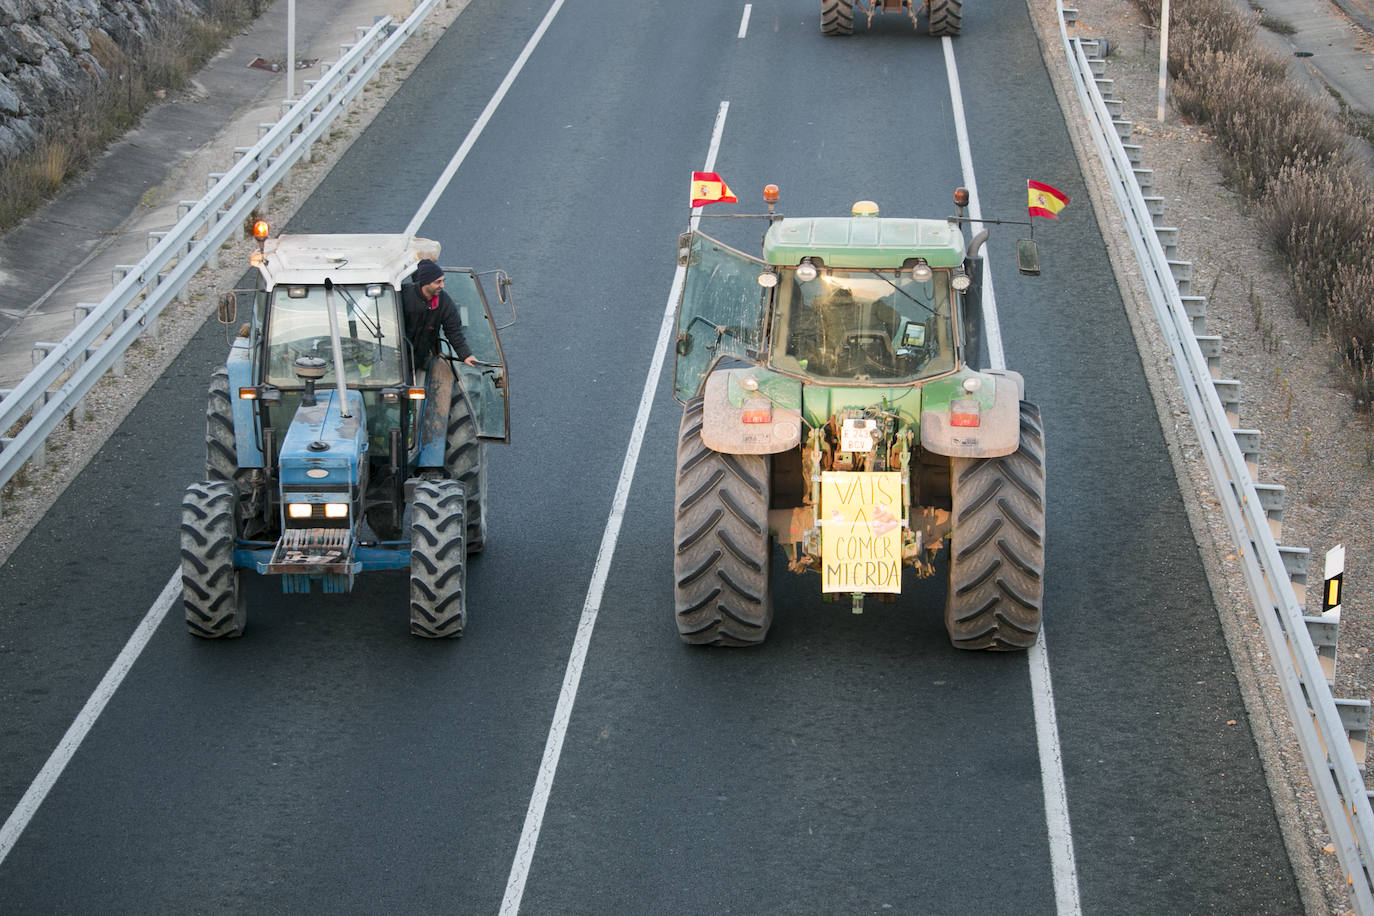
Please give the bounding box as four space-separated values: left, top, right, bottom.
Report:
400 281 472 367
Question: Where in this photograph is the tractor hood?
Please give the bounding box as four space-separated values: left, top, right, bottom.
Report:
278 389 367 488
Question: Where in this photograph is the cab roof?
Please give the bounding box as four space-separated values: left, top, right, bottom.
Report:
762 216 965 268
256 234 441 290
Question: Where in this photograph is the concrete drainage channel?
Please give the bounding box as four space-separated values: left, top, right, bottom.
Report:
1052 2 1374 910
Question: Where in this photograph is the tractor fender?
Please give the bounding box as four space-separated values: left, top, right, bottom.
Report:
921 370 1025 458
226 341 264 468
701 369 802 455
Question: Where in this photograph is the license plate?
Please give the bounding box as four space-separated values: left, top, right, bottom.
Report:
840 418 877 452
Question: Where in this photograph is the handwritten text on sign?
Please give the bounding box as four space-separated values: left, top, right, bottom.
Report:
820 471 903 593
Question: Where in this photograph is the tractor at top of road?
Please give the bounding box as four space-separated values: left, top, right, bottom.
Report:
671 186 1045 649
821 0 962 36
180 225 513 639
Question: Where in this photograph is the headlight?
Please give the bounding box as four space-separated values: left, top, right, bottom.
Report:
287 503 313 519
324 503 348 519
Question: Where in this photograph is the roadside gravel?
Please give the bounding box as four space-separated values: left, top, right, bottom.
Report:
1029 1 1374 912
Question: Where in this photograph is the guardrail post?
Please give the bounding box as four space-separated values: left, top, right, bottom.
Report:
1213 379 1241 428
1142 195 1166 225
1253 482 1286 540
1304 613 1340 685
125 305 160 341
1195 335 1223 377
1181 295 1208 334
1155 226 1179 260
1233 428 1262 478
1334 699 1370 773
1167 259 1193 295
2 435 42 474
1279 544 1310 605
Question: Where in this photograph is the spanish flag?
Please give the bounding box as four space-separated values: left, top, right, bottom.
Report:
1027 180 1069 219
691 171 737 207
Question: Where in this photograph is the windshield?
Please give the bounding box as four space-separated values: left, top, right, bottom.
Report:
264 284 403 387
767 267 957 382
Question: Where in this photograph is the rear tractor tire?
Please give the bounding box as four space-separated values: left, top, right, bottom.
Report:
445 383 487 554
410 479 468 638
927 0 963 36
181 480 246 638
945 401 1045 650
821 0 855 34
673 397 773 646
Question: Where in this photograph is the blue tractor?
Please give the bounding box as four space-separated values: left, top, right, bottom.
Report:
180 228 512 638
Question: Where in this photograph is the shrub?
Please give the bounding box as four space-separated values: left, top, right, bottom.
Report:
1133 0 1374 405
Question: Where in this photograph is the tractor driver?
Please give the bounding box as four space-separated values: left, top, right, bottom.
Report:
401 258 480 375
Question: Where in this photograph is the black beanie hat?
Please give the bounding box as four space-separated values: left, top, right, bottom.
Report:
413 259 443 286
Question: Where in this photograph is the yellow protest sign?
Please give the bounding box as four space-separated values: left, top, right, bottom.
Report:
819 471 903 593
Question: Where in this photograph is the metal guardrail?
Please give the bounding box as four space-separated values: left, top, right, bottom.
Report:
0 0 443 505
1053 3 1374 910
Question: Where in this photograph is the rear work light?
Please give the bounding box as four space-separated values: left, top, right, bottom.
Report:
950 399 980 428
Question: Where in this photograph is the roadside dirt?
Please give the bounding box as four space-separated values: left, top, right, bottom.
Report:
1029 1 1374 912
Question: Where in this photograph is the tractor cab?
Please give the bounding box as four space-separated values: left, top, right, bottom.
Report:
674 200 977 400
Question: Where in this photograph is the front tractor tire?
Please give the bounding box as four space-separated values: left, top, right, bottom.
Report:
821 0 855 34
410 479 468 638
927 0 963 36
206 366 266 536
945 402 1046 650
445 383 487 554
673 397 773 646
181 480 246 638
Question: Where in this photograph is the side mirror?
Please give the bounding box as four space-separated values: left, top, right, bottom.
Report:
1016 238 1041 277
496 271 513 305
217 291 237 324
677 232 694 267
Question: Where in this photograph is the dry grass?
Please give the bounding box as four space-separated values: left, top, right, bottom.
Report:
0 0 267 232
1131 0 1374 415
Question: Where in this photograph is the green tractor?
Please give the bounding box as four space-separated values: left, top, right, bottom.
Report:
672 187 1044 649
821 0 962 37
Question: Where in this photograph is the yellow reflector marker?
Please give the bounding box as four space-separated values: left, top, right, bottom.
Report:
407 387 426 400
238 387 257 400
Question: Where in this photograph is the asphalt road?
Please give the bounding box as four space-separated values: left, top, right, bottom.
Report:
0 0 1304 912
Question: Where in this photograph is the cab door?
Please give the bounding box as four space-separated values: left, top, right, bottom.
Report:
439 267 513 443
674 231 769 402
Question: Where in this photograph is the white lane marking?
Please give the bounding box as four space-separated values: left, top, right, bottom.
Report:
0 0 566 869
498 100 732 916
404 0 569 237
0 571 181 867
739 4 752 38
943 37 1082 916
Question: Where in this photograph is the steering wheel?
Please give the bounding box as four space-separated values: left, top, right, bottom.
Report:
842 331 897 372
308 336 376 364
